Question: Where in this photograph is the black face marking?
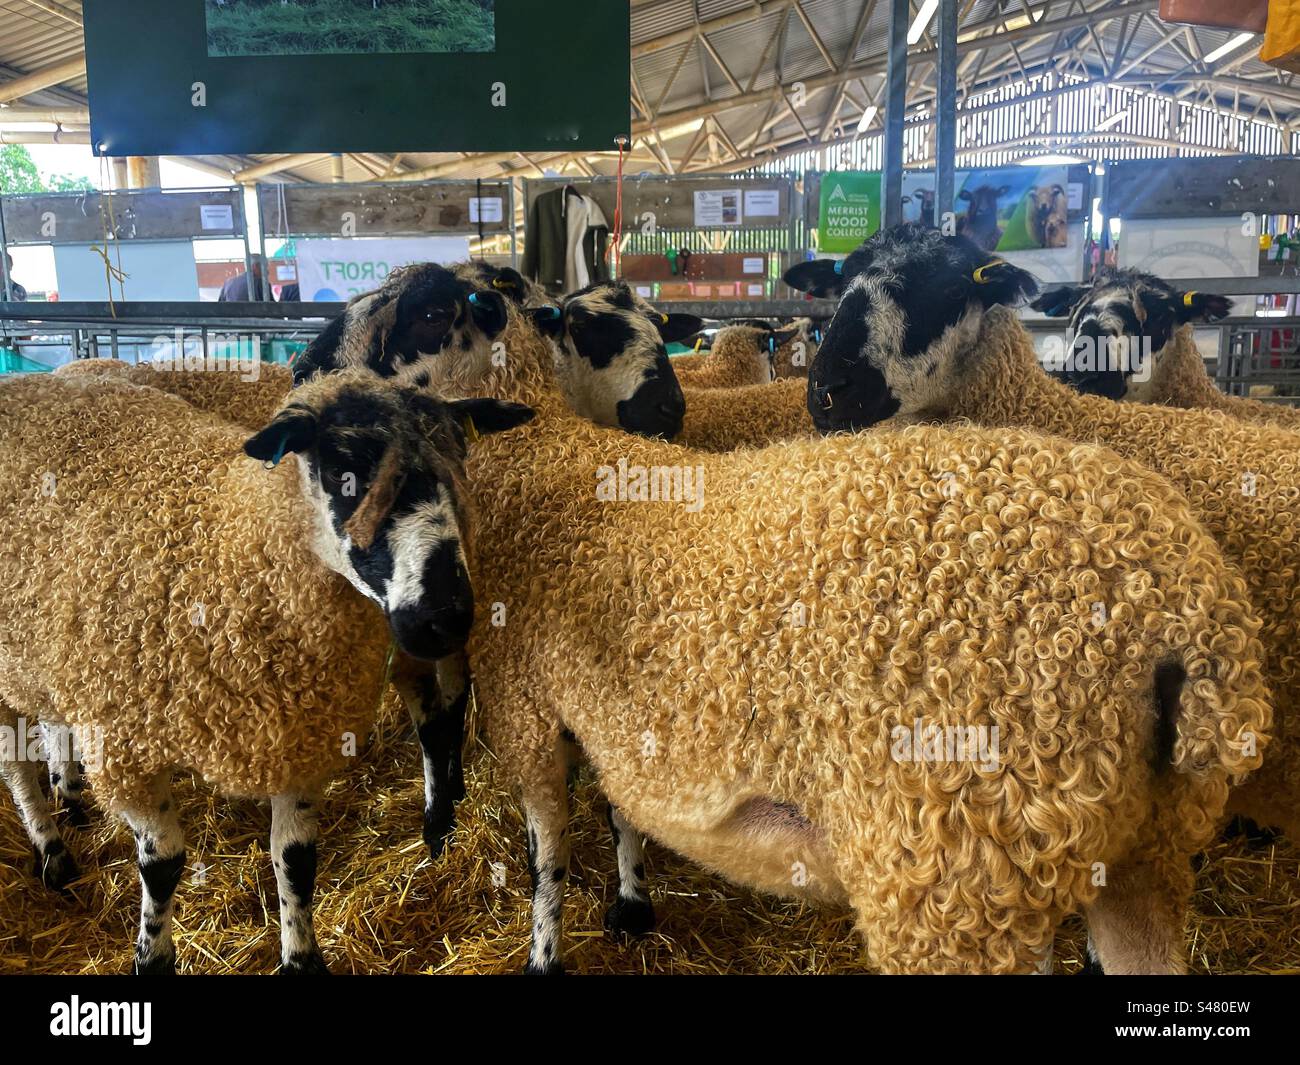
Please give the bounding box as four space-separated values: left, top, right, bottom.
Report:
293 313 348 385
807 286 901 433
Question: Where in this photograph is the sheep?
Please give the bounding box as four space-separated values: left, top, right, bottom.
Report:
670 324 776 388
1032 270 1300 431
955 184 1009 252
801 223 1300 842
301 261 1271 974
0 368 531 972
1026 184 1069 248
772 318 821 380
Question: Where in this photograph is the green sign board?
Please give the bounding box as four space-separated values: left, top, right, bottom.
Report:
818 171 881 253
83 1 630 156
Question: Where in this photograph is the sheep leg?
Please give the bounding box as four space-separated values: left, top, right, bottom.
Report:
392 650 469 859
1084 860 1188 975
271 792 329 975
602 803 655 937
40 722 89 828
522 769 570 975
1 732 79 891
122 774 185 975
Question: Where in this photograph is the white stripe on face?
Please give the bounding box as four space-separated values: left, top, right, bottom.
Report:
383 486 464 615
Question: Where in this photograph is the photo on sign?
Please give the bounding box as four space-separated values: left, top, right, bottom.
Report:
205 0 496 57
951 167 1071 252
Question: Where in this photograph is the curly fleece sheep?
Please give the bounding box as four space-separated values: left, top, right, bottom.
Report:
803 224 1300 842
312 263 1270 975
670 325 775 388
0 370 530 973
1032 271 1300 431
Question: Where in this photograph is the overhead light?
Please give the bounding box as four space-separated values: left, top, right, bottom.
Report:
1095 109 1130 131
857 105 878 133
907 0 940 45
1203 32 1257 65
1018 153 1087 166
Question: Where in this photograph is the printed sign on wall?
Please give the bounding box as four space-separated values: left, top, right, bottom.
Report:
295 236 471 301
818 172 881 253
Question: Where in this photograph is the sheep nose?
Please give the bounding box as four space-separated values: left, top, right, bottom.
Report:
390 603 474 662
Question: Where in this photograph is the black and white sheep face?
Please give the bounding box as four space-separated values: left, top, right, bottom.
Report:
245 376 533 661
292 264 510 389
797 224 1038 433
1032 271 1233 402
531 281 696 440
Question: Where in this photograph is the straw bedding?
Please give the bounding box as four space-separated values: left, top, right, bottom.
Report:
2 688 1296 975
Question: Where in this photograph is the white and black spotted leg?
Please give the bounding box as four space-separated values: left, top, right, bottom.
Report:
271 793 329 975
121 774 185 975
523 779 570 975
393 651 469 859
1 738 79 891
41 722 89 828
603 803 655 938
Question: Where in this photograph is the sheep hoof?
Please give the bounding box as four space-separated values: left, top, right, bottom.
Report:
280 952 331 975
61 800 92 830
603 895 656 938
132 950 176 976
32 841 79 893
423 804 455 860
522 959 565 976
1223 815 1279 848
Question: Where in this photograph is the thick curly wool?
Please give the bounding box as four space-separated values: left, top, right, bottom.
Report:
679 377 815 451
773 319 819 379
421 311 1271 972
1147 325 1300 431
938 305 1299 836
0 373 391 813
54 359 295 432
672 326 774 388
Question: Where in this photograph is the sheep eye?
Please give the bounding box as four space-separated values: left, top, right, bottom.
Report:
422 309 449 323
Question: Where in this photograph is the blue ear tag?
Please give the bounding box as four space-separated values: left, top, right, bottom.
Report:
265 431 290 470
815 328 822 343
542 305 561 319
768 336 776 354
833 260 844 276
468 292 481 305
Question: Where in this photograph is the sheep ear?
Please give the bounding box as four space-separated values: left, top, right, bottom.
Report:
784 258 847 298
466 289 509 338
1174 290 1233 323
653 312 703 343
489 266 529 304
245 409 318 465
529 305 565 339
448 398 536 437
970 258 1039 308
1030 285 1087 317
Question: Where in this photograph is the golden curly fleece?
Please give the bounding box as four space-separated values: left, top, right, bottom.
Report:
377 301 1270 974
672 325 774 388
904 305 1299 840
1142 324 1300 431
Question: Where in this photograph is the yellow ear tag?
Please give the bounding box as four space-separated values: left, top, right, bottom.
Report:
462 416 481 445
693 337 703 352
1182 291 1197 307
971 260 1007 285
660 314 669 325
493 278 514 291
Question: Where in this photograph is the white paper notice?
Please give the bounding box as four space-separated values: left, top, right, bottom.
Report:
200 204 235 231
743 190 780 217
743 257 765 275
636 286 653 298
469 198 504 224
275 264 298 283
694 189 743 226
1066 183 1084 211
747 283 765 297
